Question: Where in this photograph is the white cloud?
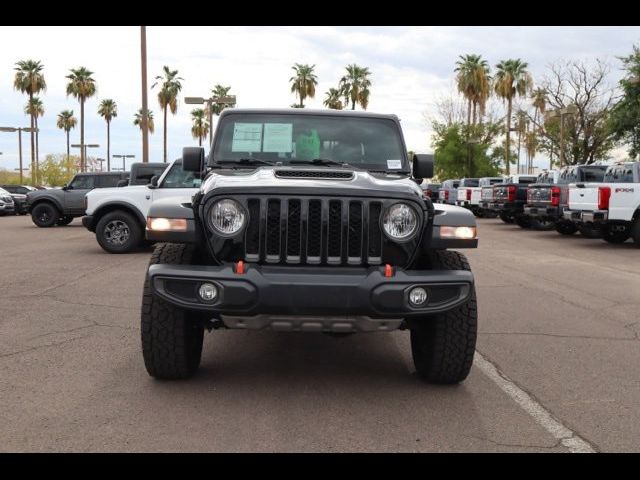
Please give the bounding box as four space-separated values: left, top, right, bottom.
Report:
0 26 637 174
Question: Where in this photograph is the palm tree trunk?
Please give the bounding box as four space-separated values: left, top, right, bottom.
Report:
35 116 40 184
505 98 512 175
163 106 168 162
198 135 202 147
300 91 304 108
107 120 111 172
29 92 35 185
80 98 85 172
467 98 472 127
472 101 477 127
66 130 70 176
517 129 521 175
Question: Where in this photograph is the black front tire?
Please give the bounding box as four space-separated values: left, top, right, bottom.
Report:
555 221 578 235
57 215 74 226
31 203 60 228
578 224 601 239
410 250 477 384
601 224 630 244
631 216 640 248
141 243 204 380
530 217 555 231
95 210 143 254
515 215 532 229
499 212 514 224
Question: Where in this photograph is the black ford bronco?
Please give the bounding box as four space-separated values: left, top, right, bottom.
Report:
141 109 479 384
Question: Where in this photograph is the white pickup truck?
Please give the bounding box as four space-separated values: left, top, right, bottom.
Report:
564 162 640 246
458 177 503 217
82 159 201 253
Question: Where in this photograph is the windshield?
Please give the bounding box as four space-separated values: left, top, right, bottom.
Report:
212 113 407 171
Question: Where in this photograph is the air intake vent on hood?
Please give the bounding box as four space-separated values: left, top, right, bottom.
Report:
274 170 354 180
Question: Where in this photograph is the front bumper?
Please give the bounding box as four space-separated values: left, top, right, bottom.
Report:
0 204 15 214
524 205 560 218
148 264 474 325
563 209 608 222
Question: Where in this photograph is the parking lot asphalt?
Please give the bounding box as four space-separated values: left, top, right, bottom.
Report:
1 215 638 452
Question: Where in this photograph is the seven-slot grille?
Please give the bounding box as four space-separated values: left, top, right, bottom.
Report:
243 197 384 265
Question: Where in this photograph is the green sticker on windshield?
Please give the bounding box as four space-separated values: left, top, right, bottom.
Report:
295 129 320 160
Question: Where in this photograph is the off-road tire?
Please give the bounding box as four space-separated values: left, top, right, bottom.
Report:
56 215 74 226
631 216 640 248
499 212 514 224
95 210 143 254
141 243 204 380
410 250 477 384
555 221 578 235
515 215 532 229
601 224 630 244
31 203 60 228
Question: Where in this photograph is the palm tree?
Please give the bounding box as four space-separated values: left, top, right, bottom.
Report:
289 64 318 108
210 84 233 116
56 110 77 176
24 97 44 183
515 110 528 174
455 54 491 127
97 99 117 171
134 109 155 134
339 64 372 110
531 88 547 129
13 60 46 185
323 88 344 110
66 67 96 172
494 59 533 174
152 66 183 162
190 109 209 146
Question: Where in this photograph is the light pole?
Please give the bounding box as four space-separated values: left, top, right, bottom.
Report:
141 26 150 163
71 144 100 172
96 158 106 172
546 105 577 169
0 126 37 184
185 95 236 146
112 154 135 172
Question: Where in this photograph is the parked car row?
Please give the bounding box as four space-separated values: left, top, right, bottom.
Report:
424 161 640 247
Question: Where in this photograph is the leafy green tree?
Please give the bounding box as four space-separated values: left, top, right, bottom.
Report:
290 64 318 108
609 45 640 159
152 66 183 162
134 109 155 133
66 67 96 172
494 59 532 174
455 54 491 126
14 60 46 185
56 110 77 175
39 154 79 186
24 96 45 183
339 64 372 110
323 88 343 110
98 99 117 171
190 109 209 146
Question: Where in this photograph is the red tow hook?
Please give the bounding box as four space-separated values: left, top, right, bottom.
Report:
384 264 393 278
235 261 245 274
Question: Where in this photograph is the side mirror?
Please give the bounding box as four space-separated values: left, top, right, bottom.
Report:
183 147 205 173
62 184 70 191
412 153 434 181
148 175 159 189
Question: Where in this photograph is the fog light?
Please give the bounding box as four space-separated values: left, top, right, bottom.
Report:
198 283 218 301
409 287 428 306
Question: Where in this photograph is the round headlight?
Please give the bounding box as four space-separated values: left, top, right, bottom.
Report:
209 199 246 235
382 203 418 240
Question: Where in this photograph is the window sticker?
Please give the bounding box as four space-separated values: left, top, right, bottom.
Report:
232 123 263 152
387 159 402 169
295 129 321 160
263 123 293 152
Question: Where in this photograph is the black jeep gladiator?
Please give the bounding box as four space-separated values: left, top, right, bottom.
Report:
141 109 479 384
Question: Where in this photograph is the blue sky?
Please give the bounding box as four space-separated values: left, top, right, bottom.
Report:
1 26 638 174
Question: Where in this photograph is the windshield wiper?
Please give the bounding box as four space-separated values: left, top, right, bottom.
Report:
289 158 350 167
217 158 276 166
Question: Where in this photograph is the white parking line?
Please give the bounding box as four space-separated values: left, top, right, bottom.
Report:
474 351 596 453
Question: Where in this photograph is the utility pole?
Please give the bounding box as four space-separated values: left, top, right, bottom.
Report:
141 26 149 163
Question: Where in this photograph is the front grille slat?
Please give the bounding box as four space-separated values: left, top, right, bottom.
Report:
240 196 392 267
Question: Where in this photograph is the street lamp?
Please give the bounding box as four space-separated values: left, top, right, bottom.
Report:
546 105 577 169
185 95 236 145
71 143 100 172
96 158 106 172
0 126 38 184
112 154 135 172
